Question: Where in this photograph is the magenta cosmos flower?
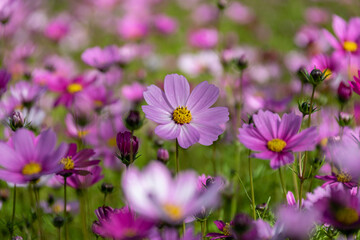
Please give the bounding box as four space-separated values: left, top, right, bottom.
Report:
349 70 360 96
0 129 67 184
122 161 220 224
142 74 229 149
92 206 154 240
238 110 317 169
323 15 360 58
57 143 100 177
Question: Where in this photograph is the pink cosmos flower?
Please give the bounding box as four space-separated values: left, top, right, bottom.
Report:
349 70 360 95
57 143 100 177
238 110 317 169
81 45 120 71
0 68 11 97
117 15 149 41
142 74 229 149
122 161 220 224
189 28 218 49
121 82 146 103
154 15 177 35
92 206 154 239
323 15 360 58
44 16 70 42
0 129 67 184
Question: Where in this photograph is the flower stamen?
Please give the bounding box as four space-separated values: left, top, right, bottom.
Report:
22 162 42 175
172 106 192 124
343 41 358 52
60 156 75 170
267 138 287 152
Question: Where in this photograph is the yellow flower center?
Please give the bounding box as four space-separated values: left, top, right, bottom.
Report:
78 130 88 138
267 138 287 152
320 138 328 147
172 106 192 124
60 157 75 170
94 100 103 107
336 172 352 183
223 223 231 236
335 207 359 225
343 41 358 52
52 204 63 214
107 137 117 147
22 162 42 175
67 83 83 94
163 204 183 220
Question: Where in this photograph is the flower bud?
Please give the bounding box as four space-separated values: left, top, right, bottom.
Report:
298 100 317 117
337 112 353 127
157 148 169 163
231 214 258 239
337 82 352 103
125 110 142 131
217 0 227 10
236 56 248 71
9 111 24 131
310 68 322 83
101 183 114 195
116 131 139 166
52 215 65 228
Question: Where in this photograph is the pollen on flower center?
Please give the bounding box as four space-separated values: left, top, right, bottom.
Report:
267 138 287 152
172 106 192 124
223 223 231 236
343 41 358 52
335 207 359 225
60 156 75 170
67 83 83 93
336 172 352 183
22 162 42 175
163 203 183 220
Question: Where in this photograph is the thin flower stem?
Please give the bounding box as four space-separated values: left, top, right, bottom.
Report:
200 221 205 239
211 143 217 176
182 222 186 235
103 193 107 206
79 190 88 240
33 183 43 240
10 184 16 237
63 177 68 240
58 227 61 240
278 168 287 200
175 139 179 174
248 150 256 220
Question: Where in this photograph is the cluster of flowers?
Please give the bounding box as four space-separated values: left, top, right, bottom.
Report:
2 0 360 239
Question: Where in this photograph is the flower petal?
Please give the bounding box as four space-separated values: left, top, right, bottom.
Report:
269 152 294 169
278 112 301 142
252 110 280 140
191 123 224 146
142 105 172 124
0 143 24 171
177 124 200 149
192 107 229 125
35 129 56 160
186 81 219 114
13 129 35 162
143 85 173 112
238 124 268 152
155 122 181 140
332 15 346 42
164 74 190 109
285 126 318 152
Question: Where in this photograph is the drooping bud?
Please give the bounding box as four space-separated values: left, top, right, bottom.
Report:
337 82 352 103
124 110 142 131
101 183 114 195
157 148 169 163
116 131 139 166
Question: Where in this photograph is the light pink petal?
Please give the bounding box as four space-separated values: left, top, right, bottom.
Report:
278 112 301 142
191 123 224 146
171 171 198 205
238 125 268 151
13 129 35 161
252 150 277 161
322 29 341 50
285 126 318 152
332 15 346 41
269 152 294 169
155 122 181 140
192 107 229 125
186 81 219 114
143 85 173 112
0 143 24 170
347 18 360 40
35 129 56 160
252 110 280 140
142 105 172 124
164 74 190 109
177 124 200 149
0 169 26 184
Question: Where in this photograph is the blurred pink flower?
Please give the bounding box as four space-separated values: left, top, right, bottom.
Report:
189 28 218 49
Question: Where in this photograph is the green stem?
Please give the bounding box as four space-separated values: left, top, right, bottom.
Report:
58 227 61 240
201 221 205 239
278 167 287 200
63 177 68 240
307 85 316 128
103 193 107 206
248 151 256 220
211 143 217 176
175 139 179 174
10 184 16 237
79 190 88 240
33 183 43 240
